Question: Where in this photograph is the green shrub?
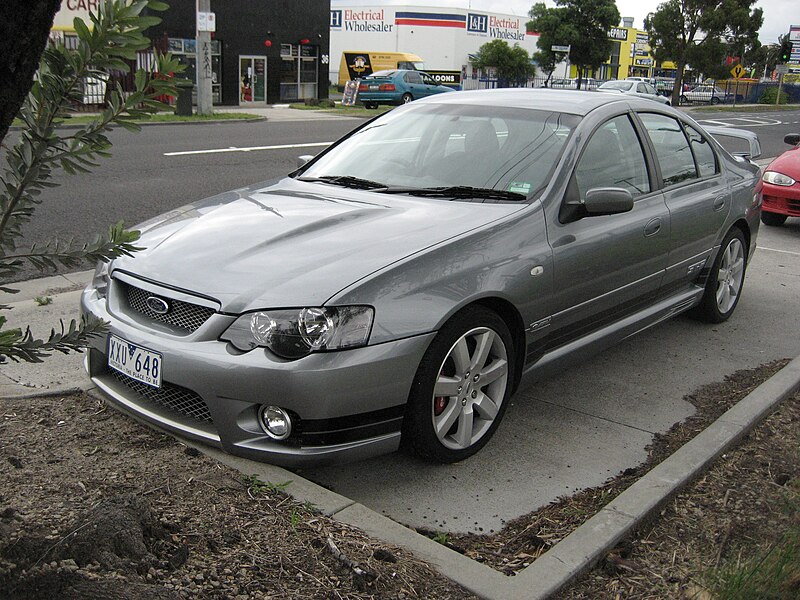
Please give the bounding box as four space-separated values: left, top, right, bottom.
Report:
760 86 790 104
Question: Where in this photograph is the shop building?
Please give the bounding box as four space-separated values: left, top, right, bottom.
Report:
52 0 331 105
329 3 539 87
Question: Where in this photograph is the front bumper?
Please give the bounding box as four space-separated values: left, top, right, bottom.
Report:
762 182 800 217
81 284 435 467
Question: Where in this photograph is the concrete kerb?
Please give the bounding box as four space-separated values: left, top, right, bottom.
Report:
124 355 800 600
3 275 800 599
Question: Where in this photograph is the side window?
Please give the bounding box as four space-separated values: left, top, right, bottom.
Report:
422 74 436 85
639 113 697 186
644 83 657 95
406 71 422 84
637 83 647 94
574 115 651 201
686 126 718 177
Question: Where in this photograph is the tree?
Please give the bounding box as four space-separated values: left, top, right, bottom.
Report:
558 0 620 88
0 0 62 142
527 3 577 85
0 0 182 363
470 39 536 87
645 0 763 104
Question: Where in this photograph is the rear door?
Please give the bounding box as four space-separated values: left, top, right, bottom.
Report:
635 112 729 292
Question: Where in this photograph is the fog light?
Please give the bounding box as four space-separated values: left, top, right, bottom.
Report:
259 405 292 440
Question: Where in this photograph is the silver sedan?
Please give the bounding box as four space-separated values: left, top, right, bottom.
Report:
597 79 671 105
82 89 760 466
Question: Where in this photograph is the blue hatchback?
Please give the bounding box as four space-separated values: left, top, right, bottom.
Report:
358 69 454 108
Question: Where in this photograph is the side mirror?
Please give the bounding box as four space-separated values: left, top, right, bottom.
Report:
297 155 314 168
785 133 800 147
584 187 634 216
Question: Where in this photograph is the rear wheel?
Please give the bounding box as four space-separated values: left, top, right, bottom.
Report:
761 211 788 227
680 94 688 105
402 306 514 463
363 102 378 109
711 96 721 105
691 228 747 323
401 93 413 104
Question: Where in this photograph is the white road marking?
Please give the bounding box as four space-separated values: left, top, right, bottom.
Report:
760 246 800 257
696 117 783 128
164 141 333 156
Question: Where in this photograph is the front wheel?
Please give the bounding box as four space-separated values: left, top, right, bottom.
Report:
690 228 747 323
761 211 788 227
402 306 514 463
711 97 721 105
401 93 413 104
680 94 688 105
363 102 378 109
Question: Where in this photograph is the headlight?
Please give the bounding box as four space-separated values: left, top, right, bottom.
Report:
91 261 111 298
762 170 796 186
221 306 374 359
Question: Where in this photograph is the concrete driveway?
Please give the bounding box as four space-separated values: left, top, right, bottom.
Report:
298 221 800 534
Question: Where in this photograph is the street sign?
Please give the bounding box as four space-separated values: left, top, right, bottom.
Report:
776 64 789 75
551 45 570 53
730 64 746 78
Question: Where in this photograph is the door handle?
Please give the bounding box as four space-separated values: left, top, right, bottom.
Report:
713 195 726 211
644 217 662 237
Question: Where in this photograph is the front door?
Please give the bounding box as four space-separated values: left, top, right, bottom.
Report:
239 56 266 105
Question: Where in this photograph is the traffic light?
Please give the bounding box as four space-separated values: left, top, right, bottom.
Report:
779 38 792 63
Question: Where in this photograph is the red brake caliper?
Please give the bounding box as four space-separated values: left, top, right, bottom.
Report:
434 396 448 416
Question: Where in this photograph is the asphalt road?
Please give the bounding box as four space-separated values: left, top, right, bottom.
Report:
8 106 800 283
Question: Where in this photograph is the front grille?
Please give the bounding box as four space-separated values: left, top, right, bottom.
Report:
109 368 213 423
763 195 800 217
120 281 215 333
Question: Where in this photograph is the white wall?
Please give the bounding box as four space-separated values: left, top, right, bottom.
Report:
330 5 540 83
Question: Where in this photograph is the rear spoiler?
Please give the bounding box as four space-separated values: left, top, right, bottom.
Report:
703 126 761 160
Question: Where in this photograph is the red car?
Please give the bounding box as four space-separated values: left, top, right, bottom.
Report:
760 133 800 226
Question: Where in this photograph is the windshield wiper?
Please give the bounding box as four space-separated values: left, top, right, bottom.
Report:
296 175 387 190
379 185 527 201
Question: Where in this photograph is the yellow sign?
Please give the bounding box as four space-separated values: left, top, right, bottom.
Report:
730 64 746 79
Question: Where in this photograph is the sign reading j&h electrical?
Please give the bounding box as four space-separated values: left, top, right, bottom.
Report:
332 8 394 32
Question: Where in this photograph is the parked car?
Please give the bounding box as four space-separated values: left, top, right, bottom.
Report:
597 79 670 104
681 84 730 104
82 89 762 466
357 69 453 108
547 77 599 90
758 133 800 226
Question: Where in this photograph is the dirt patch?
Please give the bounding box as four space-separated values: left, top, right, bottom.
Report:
441 359 795 575
0 393 476 599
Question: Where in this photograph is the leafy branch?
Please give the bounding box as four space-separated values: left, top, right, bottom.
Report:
0 0 183 363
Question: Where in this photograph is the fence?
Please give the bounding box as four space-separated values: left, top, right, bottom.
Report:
460 72 798 105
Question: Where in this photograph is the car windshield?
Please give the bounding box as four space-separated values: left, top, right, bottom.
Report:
298 103 577 197
600 80 633 91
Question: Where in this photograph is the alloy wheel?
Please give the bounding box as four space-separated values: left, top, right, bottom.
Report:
715 237 745 314
431 327 509 451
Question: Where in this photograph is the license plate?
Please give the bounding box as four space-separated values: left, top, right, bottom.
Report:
369 84 379 90
108 335 162 388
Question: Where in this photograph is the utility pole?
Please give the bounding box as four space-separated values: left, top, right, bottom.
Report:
196 0 213 115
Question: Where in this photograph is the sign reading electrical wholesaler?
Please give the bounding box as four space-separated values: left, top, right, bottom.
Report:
330 9 394 32
53 0 100 30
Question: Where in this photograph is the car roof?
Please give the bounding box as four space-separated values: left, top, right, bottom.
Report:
423 87 644 116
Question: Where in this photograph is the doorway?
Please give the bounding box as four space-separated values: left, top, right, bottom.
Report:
239 56 266 104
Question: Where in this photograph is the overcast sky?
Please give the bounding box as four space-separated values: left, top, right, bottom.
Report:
332 0 796 46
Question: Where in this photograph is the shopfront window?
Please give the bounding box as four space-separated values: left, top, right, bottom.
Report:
280 44 319 101
168 38 222 103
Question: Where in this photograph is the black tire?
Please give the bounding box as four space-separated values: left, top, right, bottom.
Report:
761 211 788 227
711 96 721 105
363 102 378 109
690 228 747 324
401 93 413 104
665 100 672 106
680 94 688 105
402 306 515 463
